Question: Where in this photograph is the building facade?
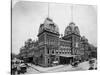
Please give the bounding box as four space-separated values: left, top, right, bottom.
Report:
19 17 97 67
35 17 87 67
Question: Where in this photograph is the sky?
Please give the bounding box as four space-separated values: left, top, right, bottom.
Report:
12 1 97 54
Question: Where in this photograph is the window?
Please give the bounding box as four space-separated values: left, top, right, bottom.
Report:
52 50 54 54
56 58 58 61
48 59 49 64
56 52 58 54
76 42 78 47
63 51 64 54
47 49 49 54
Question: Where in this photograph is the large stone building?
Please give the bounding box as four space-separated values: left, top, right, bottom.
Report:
19 17 97 67
33 17 88 67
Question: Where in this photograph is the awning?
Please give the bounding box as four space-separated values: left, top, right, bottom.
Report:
59 54 77 57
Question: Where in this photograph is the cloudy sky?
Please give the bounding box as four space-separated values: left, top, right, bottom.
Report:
12 1 97 54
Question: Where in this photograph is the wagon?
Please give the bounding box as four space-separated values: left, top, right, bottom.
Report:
17 63 27 74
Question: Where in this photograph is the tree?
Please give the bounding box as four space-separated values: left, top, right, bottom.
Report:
25 38 33 48
19 38 33 62
11 53 17 60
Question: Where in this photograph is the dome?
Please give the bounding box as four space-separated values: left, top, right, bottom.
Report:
39 17 59 34
64 22 80 36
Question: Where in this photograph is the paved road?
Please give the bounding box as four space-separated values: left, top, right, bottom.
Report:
19 60 97 74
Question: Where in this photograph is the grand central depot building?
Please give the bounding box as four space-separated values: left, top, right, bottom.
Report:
30 17 93 67
19 17 96 67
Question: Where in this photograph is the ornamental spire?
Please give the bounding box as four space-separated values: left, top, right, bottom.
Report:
48 2 50 18
69 5 75 26
71 5 73 22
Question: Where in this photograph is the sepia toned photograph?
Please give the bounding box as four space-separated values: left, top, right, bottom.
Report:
11 0 97 75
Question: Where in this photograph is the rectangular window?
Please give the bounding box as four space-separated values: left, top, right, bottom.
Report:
47 49 49 54
52 50 54 54
48 59 49 64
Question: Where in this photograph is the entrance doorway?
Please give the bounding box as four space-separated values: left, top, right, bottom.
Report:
59 56 73 64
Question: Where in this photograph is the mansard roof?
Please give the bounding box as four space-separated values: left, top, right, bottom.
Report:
38 17 59 35
64 22 80 36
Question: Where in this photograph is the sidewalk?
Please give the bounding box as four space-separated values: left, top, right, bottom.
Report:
28 63 74 73
29 64 64 72
21 60 97 74
78 61 90 70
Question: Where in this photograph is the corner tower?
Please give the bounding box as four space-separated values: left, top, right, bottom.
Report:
38 17 60 67
63 22 81 55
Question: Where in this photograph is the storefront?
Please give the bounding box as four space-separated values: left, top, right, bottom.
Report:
59 55 73 64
